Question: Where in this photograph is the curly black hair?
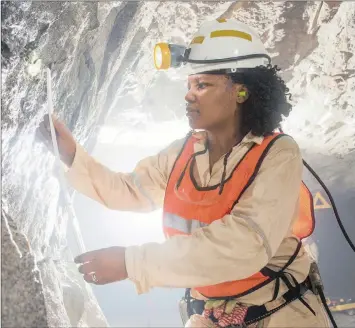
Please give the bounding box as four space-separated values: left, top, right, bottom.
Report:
229 64 292 137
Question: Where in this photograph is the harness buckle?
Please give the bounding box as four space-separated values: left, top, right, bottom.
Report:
308 261 324 295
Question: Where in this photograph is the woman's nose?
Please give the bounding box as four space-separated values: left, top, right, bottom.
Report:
185 89 196 104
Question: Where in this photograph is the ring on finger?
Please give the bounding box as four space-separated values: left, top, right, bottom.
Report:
91 272 98 283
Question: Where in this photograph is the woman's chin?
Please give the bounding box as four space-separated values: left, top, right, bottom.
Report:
188 119 204 130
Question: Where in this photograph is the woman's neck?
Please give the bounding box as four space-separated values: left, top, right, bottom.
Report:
206 123 243 156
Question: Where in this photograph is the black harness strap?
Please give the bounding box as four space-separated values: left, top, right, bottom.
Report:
185 240 316 326
260 240 303 301
185 281 312 327
259 241 315 316
243 281 311 326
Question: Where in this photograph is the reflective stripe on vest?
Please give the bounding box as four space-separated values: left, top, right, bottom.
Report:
164 212 208 234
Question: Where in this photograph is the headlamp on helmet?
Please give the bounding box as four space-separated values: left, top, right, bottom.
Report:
153 43 188 70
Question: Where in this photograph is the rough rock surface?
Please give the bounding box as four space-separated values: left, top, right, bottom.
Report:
1 1 354 327
1 210 49 328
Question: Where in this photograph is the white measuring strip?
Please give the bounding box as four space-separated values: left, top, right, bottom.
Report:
46 67 86 255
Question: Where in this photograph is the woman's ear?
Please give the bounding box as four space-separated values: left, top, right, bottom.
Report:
236 86 249 104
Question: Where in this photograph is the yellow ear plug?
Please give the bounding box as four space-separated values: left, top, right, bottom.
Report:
238 91 247 97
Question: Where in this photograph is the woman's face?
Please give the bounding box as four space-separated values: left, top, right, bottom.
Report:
185 74 241 131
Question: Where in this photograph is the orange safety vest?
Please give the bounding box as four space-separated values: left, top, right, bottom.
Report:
163 132 315 298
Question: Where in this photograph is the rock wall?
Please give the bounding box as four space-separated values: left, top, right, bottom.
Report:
2 210 48 328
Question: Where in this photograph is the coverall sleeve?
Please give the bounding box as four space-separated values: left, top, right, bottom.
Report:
65 139 183 212
125 136 303 293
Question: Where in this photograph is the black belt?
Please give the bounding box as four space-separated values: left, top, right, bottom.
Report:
185 280 313 327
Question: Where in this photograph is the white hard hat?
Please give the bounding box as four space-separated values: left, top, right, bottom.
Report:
181 19 270 75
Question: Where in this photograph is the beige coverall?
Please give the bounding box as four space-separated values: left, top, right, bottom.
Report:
66 131 330 327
